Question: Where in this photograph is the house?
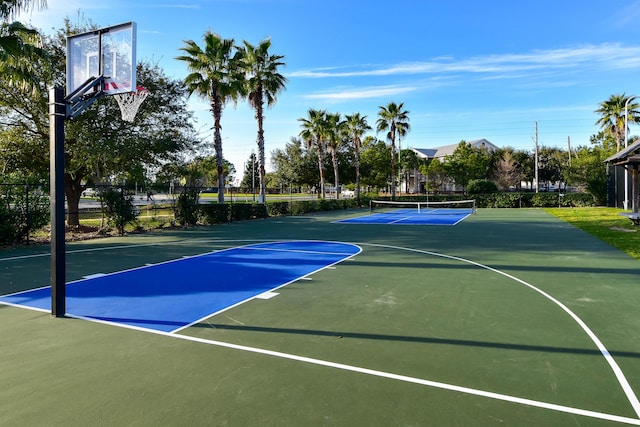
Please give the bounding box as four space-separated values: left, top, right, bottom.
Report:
411 139 499 162
405 139 499 193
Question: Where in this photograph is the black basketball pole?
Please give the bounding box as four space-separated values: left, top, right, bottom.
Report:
49 86 66 317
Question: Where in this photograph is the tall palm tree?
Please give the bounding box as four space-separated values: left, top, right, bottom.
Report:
595 94 640 152
376 102 410 199
177 31 245 203
299 108 328 198
241 38 287 203
325 112 344 198
345 113 371 201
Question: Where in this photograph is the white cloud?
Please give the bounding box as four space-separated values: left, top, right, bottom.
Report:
290 44 640 79
304 85 419 102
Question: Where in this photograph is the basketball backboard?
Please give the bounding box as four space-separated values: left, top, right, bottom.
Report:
66 22 137 97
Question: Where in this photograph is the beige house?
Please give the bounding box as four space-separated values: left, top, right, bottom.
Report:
405 139 500 193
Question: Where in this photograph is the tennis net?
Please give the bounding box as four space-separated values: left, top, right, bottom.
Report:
369 199 476 215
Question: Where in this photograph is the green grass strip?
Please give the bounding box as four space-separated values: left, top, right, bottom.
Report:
545 207 640 260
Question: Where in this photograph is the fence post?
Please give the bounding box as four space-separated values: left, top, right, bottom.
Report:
25 183 30 245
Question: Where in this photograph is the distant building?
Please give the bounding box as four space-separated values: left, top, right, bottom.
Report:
411 139 499 162
405 139 499 193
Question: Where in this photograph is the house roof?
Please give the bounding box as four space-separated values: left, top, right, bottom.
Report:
411 139 499 160
605 139 640 166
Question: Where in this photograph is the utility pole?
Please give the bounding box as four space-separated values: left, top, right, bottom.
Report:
535 121 539 193
567 136 571 168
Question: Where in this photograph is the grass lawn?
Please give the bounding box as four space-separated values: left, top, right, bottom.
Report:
545 207 640 260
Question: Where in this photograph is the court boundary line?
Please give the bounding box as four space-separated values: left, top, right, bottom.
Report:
360 242 640 421
163 330 640 426
3 237 639 423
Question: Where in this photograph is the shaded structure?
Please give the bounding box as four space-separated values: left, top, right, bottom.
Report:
605 139 640 223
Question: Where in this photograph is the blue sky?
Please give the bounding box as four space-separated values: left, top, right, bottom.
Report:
17 0 640 176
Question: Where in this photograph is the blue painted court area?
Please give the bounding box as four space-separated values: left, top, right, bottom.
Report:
337 208 473 225
0 241 361 333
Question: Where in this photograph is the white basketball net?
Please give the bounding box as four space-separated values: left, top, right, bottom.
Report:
114 89 150 122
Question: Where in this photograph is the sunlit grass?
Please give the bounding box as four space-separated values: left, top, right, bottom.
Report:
545 207 640 260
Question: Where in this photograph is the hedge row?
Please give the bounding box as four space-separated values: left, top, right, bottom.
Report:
179 197 366 226
179 192 595 226
388 192 595 208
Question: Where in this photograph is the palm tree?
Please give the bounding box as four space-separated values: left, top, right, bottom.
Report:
299 108 328 198
1 0 47 92
1 0 47 21
376 102 410 199
345 113 371 201
241 38 287 203
325 112 344 198
595 94 640 152
177 31 244 203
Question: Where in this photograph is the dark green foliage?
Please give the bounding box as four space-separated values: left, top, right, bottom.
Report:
198 203 267 224
466 179 498 195
473 192 595 208
175 189 200 226
0 183 49 244
98 188 138 234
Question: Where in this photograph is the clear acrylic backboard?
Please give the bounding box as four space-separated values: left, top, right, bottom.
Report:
66 22 137 96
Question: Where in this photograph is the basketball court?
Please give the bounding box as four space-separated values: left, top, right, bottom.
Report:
4 19 639 427
2 208 640 425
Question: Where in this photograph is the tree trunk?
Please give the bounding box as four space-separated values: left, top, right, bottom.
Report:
64 174 83 227
255 100 266 203
212 98 225 204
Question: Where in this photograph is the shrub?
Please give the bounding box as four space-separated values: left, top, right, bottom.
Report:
0 184 49 244
174 188 200 226
198 203 229 224
98 188 139 233
467 179 498 195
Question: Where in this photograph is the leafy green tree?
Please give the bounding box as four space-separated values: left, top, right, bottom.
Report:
398 148 422 193
595 94 640 152
537 146 567 189
241 38 287 203
344 113 371 200
0 22 199 226
511 149 534 189
360 137 391 191
376 102 410 199
241 151 259 191
442 141 492 191
177 31 245 203
270 137 313 190
566 133 615 204
420 159 448 193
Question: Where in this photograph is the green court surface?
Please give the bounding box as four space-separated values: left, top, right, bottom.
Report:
2 208 640 426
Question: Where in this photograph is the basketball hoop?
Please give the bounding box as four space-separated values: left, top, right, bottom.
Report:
113 86 149 122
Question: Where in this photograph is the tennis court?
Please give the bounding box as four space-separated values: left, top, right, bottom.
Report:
2 207 640 426
337 200 476 225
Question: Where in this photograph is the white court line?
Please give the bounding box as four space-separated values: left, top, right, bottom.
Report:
360 242 640 421
4 238 638 422
162 331 640 425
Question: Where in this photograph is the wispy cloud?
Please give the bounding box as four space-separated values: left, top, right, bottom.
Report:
290 44 640 79
304 85 419 102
